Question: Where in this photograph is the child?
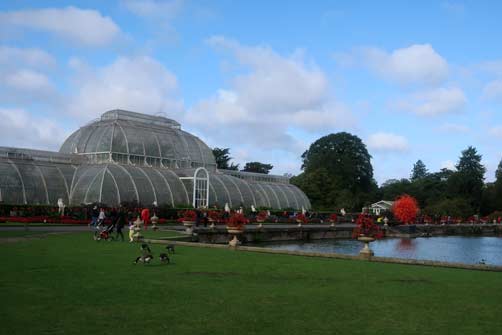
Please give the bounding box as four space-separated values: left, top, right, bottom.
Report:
128 220 135 242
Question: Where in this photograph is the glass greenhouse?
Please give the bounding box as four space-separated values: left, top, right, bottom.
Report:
0 110 311 210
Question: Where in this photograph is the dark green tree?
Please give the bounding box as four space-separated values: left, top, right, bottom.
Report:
410 159 428 181
212 147 239 170
496 159 502 181
301 132 374 193
242 162 273 174
448 146 486 212
293 132 376 210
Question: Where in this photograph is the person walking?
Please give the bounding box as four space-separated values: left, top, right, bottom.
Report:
90 206 99 227
115 208 126 241
141 207 150 230
97 208 106 227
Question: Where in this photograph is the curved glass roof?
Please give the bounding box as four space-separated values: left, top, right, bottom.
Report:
0 111 312 210
69 165 311 209
59 109 216 169
0 158 76 205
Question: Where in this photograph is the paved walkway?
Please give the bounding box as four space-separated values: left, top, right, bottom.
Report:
0 223 356 232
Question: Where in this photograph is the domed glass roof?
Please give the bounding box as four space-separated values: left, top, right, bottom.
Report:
59 109 216 170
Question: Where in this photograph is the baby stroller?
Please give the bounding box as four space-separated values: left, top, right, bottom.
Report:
94 223 115 241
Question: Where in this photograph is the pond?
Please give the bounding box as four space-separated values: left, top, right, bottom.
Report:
256 236 502 266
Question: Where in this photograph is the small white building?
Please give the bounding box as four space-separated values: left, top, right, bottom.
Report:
365 200 394 215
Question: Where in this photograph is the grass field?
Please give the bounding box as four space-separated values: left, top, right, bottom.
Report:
0 230 53 238
1 232 501 334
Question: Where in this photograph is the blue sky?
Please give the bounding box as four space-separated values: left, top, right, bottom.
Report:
1 0 502 184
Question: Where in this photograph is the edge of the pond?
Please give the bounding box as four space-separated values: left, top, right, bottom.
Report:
142 238 502 272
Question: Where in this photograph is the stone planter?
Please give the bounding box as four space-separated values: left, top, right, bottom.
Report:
226 226 244 247
358 235 375 258
151 215 159 231
183 221 195 234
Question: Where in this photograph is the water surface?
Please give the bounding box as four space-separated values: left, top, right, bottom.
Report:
257 237 502 266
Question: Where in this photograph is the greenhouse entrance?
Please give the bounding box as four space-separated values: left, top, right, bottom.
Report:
193 167 209 208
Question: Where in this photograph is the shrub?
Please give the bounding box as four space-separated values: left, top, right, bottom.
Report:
393 194 419 224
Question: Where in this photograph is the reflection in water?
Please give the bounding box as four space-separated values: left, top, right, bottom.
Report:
257 237 502 266
396 238 415 251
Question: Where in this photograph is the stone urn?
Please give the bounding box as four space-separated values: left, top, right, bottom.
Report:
151 214 159 231
183 221 195 234
226 226 244 247
358 235 375 258
133 217 143 241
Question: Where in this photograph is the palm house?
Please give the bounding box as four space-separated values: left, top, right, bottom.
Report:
0 110 311 210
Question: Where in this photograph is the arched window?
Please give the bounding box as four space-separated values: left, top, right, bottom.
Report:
193 167 209 208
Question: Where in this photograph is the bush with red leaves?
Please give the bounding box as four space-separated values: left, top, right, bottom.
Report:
178 210 197 223
227 213 249 230
295 213 308 224
352 214 383 239
392 194 419 224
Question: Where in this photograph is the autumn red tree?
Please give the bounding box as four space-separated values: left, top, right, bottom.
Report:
392 194 419 224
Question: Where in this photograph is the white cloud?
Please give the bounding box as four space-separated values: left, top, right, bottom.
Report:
123 0 183 19
488 126 502 138
479 60 502 77
391 87 466 116
359 44 449 86
441 160 456 170
483 80 502 102
367 132 409 152
69 56 183 120
0 46 55 68
441 2 465 15
437 123 470 133
4 69 53 92
0 108 67 150
0 6 120 46
188 36 354 155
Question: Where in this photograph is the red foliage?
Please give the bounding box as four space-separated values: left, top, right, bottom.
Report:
256 210 268 222
392 194 419 224
208 210 222 223
352 214 383 239
178 210 197 223
295 213 308 224
329 213 338 223
227 213 249 229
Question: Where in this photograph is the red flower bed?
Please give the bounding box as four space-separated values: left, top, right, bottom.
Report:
352 214 383 239
295 213 308 224
177 210 197 223
256 210 268 223
227 213 249 230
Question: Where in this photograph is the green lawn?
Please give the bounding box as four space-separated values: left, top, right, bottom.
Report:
141 229 187 239
1 233 501 335
0 230 53 238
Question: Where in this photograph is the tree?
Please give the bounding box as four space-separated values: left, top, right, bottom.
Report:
301 132 374 193
392 194 419 224
448 146 486 211
293 132 377 211
410 159 428 181
242 162 273 174
212 147 239 170
496 159 502 181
